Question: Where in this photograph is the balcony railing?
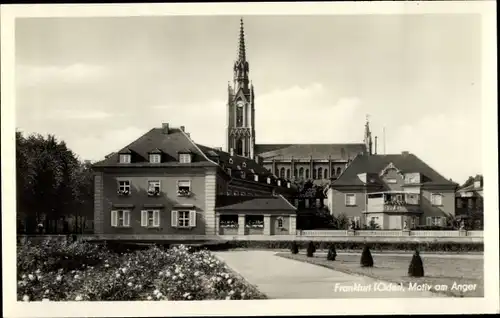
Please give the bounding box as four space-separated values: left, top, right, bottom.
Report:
366 195 421 213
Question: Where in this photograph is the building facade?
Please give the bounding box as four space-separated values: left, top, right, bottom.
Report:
92 124 297 239
226 19 371 185
326 152 458 230
455 175 483 229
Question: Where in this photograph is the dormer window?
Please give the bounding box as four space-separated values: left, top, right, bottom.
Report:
267 177 271 184
227 168 232 176
229 158 234 164
149 154 161 164
242 162 247 168
179 153 192 163
254 174 259 182
119 154 131 164
277 180 282 187
240 171 246 179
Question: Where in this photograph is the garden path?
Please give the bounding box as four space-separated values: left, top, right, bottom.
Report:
214 250 444 299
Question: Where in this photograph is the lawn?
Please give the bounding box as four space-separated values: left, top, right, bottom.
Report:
277 252 483 297
17 241 267 301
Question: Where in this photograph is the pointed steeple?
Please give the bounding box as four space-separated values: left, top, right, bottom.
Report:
238 18 246 61
233 17 250 92
364 115 373 155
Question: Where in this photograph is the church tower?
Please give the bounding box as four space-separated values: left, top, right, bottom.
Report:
364 115 373 155
226 18 256 159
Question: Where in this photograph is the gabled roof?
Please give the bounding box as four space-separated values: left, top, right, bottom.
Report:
93 127 216 168
255 143 367 160
215 195 296 211
331 153 457 188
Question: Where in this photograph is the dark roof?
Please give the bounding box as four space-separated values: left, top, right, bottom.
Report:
215 195 296 211
456 183 483 194
331 153 457 187
255 143 367 160
93 127 216 168
196 144 272 177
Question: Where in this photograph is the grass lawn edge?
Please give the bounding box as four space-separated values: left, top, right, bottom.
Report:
214 255 268 300
275 252 462 298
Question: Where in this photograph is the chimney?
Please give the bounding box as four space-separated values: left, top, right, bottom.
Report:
162 123 169 134
402 151 409 156
229 148 234 156
374 136 378 154
180 126 185 132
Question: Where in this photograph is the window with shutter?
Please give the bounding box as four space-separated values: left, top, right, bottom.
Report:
111 211 118 227
431 193 443 206
171 210 178 227
141 211 148 227
123 211 130 227
153 211 160 227
189 210 196 227
178 211 190 228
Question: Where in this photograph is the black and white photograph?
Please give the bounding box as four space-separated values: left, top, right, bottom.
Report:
1 2 498 317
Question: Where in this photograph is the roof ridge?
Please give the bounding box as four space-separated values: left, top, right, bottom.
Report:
179 130 218 166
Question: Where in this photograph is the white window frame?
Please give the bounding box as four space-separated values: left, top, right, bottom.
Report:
242 162 247 168
177 180 191 196
228 158 233 164
149 154 161 164
426 216 444 226
234 191 239 196
141 210 160 228
430 193 443 206
117 180 131 195
119 154 131 164
345 193 356 206
111 210 131 227
147 180 161 196
171 210 196 228
277 217 284 228
254 174 259 182
179 153 192 164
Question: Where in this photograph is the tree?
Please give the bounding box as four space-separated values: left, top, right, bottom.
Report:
408 250 424 277
334 213 349 230
327 244 337 261
16 130 94 234
360 245 374 267
306 241 316 257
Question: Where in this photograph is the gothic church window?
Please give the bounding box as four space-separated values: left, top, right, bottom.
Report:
305 169 310 179
313 169 317 180
324 169 328 179
299 168 304 178
318 168 323 179
286 169 291 179
294 169 298 178
236 104 244 127
280 168 285 178
336 167 342 175
236 139 243 156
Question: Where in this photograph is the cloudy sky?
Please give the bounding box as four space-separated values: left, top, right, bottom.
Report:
15 14 481 184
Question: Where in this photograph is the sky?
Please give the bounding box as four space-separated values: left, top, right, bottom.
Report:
15 14 482 184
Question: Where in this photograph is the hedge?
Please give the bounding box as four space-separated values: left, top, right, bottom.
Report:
225 240 483 252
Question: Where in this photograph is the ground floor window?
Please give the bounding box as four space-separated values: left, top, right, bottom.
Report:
171 210 196 228
111 210 130 227
426 216 444 227
245 215 264 228
220 215 238 228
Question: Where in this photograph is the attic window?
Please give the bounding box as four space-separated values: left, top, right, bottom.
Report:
236 165 241 170
267 177 271 184
119 154 131 164
179 153 192 163
229 158 234 164
254 174 259 182
149 154 161 164
242 162 247 168
241 171 246 179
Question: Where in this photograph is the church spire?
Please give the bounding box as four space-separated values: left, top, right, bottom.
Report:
364 114 373 155
233 17 250 91
238 18 246 61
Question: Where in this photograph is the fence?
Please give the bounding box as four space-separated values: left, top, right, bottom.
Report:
297 229 482 238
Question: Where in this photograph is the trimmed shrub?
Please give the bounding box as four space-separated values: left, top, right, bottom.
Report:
408 250 425 277
326 245 337 261
291 241 299 254
306 241 316 257
360 245 374 267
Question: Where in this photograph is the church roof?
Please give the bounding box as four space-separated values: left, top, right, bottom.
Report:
255 143 367 160
331 153 458 188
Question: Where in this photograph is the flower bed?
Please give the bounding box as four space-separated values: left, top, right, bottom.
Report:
17 241 267 301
